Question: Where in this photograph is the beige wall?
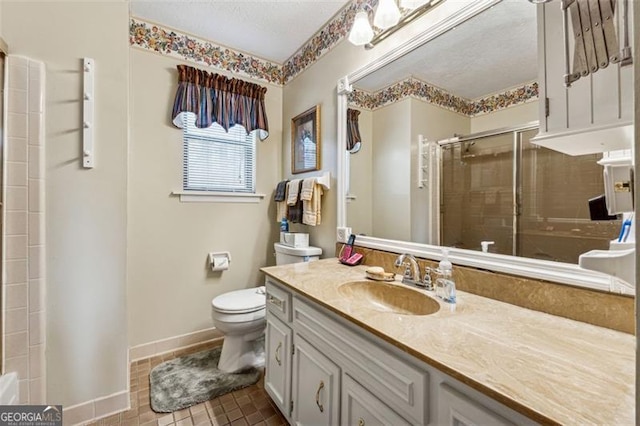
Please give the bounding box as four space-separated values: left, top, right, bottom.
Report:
470 101 539 133
127 50 282 346
410 99 470 244
3 1 129 407
372 100 412 241
346 108 373 236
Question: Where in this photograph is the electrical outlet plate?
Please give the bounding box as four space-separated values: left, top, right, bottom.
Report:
336 227 352 243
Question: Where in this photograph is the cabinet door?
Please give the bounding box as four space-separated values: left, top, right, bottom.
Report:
291 335 340 426
265 315 292 419
341 374 411 426
438 384 514 426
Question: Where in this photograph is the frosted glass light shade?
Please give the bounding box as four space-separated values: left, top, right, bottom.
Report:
348 11 374 46
374 0 401 29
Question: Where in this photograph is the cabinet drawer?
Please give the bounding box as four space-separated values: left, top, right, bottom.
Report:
438 384 514 426
293 297 428 425
342 374 411 426
266 279 292 323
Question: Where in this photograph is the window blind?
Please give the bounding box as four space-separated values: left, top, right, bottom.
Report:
182 117 256 193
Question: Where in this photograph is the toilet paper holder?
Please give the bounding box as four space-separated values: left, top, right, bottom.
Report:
209 251 231 271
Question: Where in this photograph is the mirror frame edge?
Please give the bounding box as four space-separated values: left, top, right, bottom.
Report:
335 0 632 295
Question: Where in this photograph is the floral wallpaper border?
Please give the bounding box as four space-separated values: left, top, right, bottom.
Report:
130 14 538 116
348 78 539 117
283 0 378 83
130 18 284 85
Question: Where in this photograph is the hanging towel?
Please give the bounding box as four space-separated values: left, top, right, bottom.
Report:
274 180 289 202
287 179 302 206
300 178 316 201
303 183 323 226
287 184 304 224
274 180 289 222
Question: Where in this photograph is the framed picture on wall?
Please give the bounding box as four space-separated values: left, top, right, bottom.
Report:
291 105 321 174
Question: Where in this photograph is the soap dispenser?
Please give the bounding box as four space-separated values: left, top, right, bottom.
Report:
435 248 456 303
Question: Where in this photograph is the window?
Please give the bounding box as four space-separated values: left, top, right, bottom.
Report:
182 117 256 193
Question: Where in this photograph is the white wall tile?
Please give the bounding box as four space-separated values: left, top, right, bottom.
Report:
6 187 28 211
29 246 43 280
29 378 44 405
29 312 45 346
29 79 43 113
29 213 44 246
7 162 28 187
8 64 28 89
18 379 29 405
28 60 42 78
29 279 44 313
28 179 44 213
6 211 28 235
5 308 28 334
7 137 28 162
29 345 45 379
9 56 29 68
8 113 28 138
6 332 29 358
28 147 42 179
6 260 28 284
6 235 28 260
4 355 29 381
5 284 28 309
28 113 42 146
8 89 28 114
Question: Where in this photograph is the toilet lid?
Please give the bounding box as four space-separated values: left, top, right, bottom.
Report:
211 286 266 313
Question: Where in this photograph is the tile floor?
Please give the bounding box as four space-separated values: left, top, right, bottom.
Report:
88 341 287 426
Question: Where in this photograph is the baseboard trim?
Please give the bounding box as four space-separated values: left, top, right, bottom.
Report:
64 328 223 425
63 390 129 426
129 327 223 362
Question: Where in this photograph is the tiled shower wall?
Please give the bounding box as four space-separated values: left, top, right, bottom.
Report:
4 56 46 404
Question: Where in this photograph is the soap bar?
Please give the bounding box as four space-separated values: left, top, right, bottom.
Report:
366 266 385 275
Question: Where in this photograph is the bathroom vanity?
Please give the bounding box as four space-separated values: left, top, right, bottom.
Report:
261 259 634 425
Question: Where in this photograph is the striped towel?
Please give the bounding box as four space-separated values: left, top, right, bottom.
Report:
300 178 316 201
302 183 323 226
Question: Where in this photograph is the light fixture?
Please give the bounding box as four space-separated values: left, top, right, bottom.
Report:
348 10 375 46
348 0 445 48
374 0 402 29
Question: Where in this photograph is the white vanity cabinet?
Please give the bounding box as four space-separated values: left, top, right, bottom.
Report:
342 374 412 426
534 0 634 155
265 278 533 426
291 334 340 425
265 315 292 418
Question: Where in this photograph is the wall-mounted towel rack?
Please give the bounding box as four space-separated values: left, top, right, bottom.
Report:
315 171 331 190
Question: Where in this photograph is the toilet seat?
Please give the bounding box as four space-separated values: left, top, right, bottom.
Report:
212 286 266 314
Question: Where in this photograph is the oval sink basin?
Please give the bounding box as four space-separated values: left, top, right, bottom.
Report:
338 280 440 316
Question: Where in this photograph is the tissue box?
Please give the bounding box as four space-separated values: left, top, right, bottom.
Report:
280 232 309 248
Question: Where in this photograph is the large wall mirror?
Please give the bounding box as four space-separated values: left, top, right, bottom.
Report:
336 0 634 294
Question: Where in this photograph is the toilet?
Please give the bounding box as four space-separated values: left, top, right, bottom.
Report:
211 242 322 372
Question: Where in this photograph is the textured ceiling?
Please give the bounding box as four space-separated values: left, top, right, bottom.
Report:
354 1 538 100
130 0 351 64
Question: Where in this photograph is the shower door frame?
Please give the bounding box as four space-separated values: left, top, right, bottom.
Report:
435 121 539 256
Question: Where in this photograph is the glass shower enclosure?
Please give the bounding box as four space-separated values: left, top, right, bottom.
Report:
440 125 621 264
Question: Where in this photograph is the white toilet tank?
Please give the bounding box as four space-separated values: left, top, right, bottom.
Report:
274 242 322 265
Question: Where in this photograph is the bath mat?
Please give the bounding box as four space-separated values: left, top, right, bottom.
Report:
150 346 261 413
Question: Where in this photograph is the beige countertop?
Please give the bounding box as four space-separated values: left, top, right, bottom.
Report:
261 258 635 425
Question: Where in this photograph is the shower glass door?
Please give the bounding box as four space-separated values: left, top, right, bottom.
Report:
440 126 621 263
440 133 515 255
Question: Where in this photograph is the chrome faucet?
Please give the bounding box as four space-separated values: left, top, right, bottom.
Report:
394 254 425 288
